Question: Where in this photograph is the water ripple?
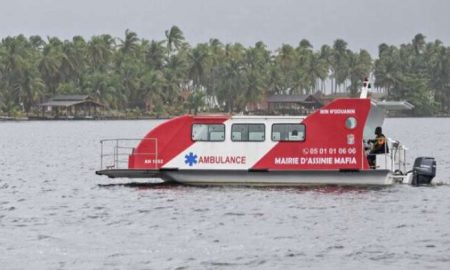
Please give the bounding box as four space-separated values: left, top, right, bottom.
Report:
0 119 449 269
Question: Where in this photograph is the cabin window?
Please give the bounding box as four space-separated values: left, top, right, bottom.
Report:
272 124 305 141
192 124 225 141
231 124 265 142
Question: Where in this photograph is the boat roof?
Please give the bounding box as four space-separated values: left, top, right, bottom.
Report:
375 100 414 111
231 115 307 120
192 114 306 120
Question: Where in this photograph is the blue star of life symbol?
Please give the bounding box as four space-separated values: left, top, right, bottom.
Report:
185 152 198 167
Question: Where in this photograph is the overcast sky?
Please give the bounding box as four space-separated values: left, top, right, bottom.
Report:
1 0 449 55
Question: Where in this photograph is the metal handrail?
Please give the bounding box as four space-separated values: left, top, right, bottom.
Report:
365 138 408 173
99 138 158 170
388 138 407 173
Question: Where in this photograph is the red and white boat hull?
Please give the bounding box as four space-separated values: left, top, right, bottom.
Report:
96 98 401 186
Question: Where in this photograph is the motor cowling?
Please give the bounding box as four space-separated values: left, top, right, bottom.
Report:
412 157 437 185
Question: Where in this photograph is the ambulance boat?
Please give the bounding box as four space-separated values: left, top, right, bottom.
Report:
96 81 436 186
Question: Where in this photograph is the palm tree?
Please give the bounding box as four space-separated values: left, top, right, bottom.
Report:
412 33 426 55
241 42 270 107
165 26 185 56
60 41 81 84
374 46 402 97
298 39 313 50
427 42 450 112
161 53 187 109
273 44 297 94
38 42 62 95
296 40 315 94
87 35 114 72
319 44 333 93
140 69 164 112
186 90 205 115
119 29 139 56
21 66 45 115
29 35 45 51
302 52 328 94
188 43 210 88
204 38 224 99
378 43 389 57
332 39 349 93
145 40 165 70
0 36 29 115
348 50 372 96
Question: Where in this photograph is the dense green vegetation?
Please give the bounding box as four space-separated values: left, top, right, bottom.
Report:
0 27 449 117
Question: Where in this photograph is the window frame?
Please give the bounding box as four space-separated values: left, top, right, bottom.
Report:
271 123 306 142
231 123 266 142
191 123 226 142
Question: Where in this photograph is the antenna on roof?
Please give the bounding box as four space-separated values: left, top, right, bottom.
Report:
360 77 371 98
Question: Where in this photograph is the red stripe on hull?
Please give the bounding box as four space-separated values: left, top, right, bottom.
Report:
253 99 371 170
129 115 229 169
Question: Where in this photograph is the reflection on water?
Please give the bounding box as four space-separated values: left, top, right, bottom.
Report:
1 118 450 269
98 181 178 189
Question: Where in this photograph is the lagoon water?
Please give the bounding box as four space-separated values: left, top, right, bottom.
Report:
1 118 450 269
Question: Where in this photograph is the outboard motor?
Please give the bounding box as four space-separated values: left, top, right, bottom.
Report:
411 157 436 186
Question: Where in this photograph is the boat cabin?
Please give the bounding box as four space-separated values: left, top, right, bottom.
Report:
127 98 377 171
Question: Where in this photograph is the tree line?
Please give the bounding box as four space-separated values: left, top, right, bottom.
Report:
0 27 449 117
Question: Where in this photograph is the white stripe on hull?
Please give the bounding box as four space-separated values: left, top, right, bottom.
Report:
163 170 393 186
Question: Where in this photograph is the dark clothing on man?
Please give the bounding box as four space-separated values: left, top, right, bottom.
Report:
367 127 388 168
369 133 388 154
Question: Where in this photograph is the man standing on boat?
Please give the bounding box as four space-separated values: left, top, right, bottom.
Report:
367 126 388 168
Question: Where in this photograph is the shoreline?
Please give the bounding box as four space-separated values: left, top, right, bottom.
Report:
0 116 170 121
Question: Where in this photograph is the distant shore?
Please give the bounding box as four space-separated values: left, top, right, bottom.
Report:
2 115 449 122
1 30 449 119
0 115 170 121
